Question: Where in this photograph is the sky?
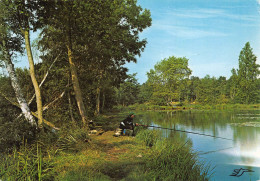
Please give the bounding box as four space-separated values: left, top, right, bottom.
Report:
126 0 260 83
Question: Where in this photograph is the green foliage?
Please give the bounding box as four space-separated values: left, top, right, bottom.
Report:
115 73 140 106
135 129 161 147
146 56 192 105
35 0 152 116
132 129 211 181
0 118 37 153
236 42 260 104
138 82 153 103
0 143 55 181
143 139 211 180
138 42 259 106
56 127 90 152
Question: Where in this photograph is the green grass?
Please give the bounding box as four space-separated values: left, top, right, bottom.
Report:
0 143 55 181
133 129 212 181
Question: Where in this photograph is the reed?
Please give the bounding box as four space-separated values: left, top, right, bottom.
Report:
0 142 55 181
135 129 161 147
133 129 212 181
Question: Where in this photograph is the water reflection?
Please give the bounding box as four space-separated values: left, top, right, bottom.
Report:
139 110 260 180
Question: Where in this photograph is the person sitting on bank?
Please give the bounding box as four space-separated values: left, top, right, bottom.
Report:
119 112 137 136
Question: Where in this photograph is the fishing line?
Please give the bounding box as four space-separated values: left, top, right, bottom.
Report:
138 124 234 141
198 146 234 155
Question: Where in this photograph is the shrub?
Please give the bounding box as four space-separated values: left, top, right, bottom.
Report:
0 118 37 153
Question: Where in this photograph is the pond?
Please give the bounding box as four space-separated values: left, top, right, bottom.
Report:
138 110 260 181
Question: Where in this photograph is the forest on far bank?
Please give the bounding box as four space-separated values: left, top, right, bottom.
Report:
117 42 260 107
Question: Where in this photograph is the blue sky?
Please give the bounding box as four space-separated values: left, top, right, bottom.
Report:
126 0 260 83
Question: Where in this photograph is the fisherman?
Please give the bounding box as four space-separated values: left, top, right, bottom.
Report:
119 112 137 136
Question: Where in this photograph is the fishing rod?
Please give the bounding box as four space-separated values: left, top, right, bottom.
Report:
137 124 233 141
198 146 234 155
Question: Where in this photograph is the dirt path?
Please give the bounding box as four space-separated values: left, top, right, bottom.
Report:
93 131 135 161
90 131 144 180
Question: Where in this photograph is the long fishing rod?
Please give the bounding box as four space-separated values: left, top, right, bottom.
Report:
198 146 234 155
137 124 233 141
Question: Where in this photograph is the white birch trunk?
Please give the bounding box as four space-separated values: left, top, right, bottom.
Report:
3 51 37 127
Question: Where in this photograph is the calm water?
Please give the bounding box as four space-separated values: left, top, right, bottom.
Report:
138 110 260 181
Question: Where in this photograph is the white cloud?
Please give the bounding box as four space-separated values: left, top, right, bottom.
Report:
165 8 225 19
153 22 228 39
164 8 258 22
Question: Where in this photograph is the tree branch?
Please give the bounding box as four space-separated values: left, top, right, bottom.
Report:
28 52 61 105
0 90 59 130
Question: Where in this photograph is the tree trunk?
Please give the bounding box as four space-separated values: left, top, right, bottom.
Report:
24 30 43 128
2 41 36 127
68 92 76 123
67 45 87 126
95 87 100 116
102 91 105 112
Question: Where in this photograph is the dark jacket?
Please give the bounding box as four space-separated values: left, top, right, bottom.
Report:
120 115 134 130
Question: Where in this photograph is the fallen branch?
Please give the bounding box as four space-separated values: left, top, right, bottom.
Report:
28 53 61 105
31 112 59 130
43 90 65 111
15 53 61 120
0 90 59 130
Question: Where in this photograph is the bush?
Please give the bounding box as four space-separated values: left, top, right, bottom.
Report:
0 118 37 153
56 127 90 152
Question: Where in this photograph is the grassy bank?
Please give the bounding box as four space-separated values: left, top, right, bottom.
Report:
0 123 211 180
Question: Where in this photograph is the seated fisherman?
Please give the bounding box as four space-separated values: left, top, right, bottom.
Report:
119 112 136 136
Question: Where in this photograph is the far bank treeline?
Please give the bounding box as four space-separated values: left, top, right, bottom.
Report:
118 42 260 107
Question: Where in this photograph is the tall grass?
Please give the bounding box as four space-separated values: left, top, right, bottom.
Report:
135 129 161 147
134 129 212 181
0 143 55 181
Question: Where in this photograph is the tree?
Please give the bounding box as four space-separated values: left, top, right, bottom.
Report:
138 82 153 104
236 42 260 104
40 0 151 123
1 0 47 127
146 56 192 105
216 76 229 104
0 3 36 127
228 68 239 102
187 76 200 103
116 73 140 106
196 75 213 104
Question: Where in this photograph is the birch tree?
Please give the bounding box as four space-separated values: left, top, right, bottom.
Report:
1 0 47 127
0 7 36 127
